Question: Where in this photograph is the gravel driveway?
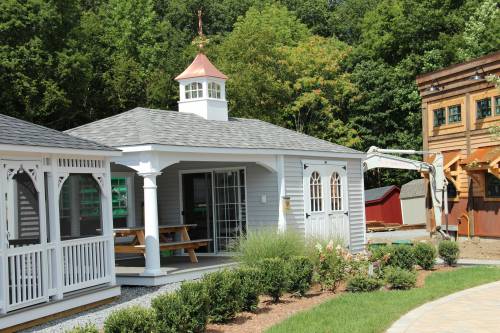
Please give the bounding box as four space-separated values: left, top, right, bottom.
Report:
22 283 181 332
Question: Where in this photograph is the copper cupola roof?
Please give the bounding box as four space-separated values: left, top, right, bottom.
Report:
175 53 228 80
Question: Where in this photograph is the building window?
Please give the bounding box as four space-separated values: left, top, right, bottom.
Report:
485 173 500 198
495 96 500 116
448 105 461 123
185 82 203 99
433 108 446 127
447 182 457 199
330 172 342 211
309 171 323 212
476 98 492 119
208 82 221 99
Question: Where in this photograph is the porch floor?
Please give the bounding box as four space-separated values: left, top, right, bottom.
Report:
115 255 236 286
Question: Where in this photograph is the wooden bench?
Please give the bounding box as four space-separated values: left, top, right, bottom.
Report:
113 224 210 263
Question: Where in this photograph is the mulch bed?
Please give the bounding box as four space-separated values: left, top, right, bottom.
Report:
206 265 455 333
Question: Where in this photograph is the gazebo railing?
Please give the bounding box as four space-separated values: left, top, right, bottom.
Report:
61 235 112 293
6 244 49 311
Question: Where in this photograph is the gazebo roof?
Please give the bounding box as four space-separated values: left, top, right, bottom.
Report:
0 113 117 152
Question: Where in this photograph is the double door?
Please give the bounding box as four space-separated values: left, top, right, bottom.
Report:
303 162 350 245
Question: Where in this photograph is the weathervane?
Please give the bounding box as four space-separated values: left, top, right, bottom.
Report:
193 9 208 51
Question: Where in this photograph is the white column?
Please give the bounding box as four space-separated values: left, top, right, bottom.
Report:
0 166 8 313
103 160 117 285
277 155 287 232
47 164 64 300
139 172 162 276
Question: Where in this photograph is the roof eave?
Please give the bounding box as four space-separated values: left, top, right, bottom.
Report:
0 143 122 157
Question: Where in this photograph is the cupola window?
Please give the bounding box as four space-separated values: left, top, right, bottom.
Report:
185 82 203 99
208 82 221 99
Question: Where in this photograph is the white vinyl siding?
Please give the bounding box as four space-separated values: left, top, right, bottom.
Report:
284 155 366 252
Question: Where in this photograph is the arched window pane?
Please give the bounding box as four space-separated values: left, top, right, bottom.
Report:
59 174 102 239
208 82 221 99
330 172 342 211
309 171 322 211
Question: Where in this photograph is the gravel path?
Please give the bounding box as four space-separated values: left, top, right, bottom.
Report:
21 283 181 332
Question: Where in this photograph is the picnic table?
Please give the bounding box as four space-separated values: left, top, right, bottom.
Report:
113 224 210 263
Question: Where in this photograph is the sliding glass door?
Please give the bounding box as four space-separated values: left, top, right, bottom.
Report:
181 168 246 253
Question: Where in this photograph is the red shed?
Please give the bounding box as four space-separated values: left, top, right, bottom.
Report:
365 186 403 225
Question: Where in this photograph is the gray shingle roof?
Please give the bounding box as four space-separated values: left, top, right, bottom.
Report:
66 107 362 154
365 185 398 202
0 113 117 152
400 179 427 199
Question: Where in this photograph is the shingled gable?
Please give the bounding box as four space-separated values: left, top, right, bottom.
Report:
0 113 117 152
65 107 362 155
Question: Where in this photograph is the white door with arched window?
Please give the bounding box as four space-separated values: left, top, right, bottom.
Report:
303 161 349 245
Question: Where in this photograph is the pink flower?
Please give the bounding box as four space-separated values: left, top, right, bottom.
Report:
326 240 334 252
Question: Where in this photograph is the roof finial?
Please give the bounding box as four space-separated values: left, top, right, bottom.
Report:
194 9 208 51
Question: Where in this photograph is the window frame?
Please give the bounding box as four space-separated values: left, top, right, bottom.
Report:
309 171 323 212
485 173 500 198
185 82 203 100
433 107 446 127
330 172 343 211
447 104 462 124
476 97 492 120
208 82 221 99
495 96 500 116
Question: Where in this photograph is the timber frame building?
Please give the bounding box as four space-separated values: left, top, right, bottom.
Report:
416 51 500 237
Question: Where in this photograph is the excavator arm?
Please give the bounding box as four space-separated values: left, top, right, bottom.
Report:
363 146 447 228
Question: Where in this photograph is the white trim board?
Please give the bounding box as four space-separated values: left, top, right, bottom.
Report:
0 144 121 157
116 144 365 158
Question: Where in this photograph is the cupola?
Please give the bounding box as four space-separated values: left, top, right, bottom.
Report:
175 53 228 121
175 10 229 121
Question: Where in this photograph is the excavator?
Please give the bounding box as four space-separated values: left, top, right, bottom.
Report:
363 146 451 238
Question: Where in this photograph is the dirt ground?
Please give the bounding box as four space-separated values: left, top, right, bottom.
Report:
206 267 453 333
370 231 500 260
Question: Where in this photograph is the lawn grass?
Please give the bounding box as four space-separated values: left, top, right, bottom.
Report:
267 266 500 333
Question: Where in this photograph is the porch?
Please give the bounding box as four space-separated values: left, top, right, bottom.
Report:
115 255 236 286
110 157 282 285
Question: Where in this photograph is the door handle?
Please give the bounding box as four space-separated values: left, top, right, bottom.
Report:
305 213 310 219
344 211 349 216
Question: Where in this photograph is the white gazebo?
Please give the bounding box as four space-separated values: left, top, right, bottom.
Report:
0 114 120 330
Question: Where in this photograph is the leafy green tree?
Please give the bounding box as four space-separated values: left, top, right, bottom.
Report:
279 36 360 148
215 4 310 122
458 0 500 60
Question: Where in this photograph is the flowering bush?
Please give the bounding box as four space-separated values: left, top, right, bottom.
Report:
315 241 348 292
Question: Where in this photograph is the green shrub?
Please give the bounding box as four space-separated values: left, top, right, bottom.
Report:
152 281 209 333
385 267 417 290
66 323 99 333
370 245 392 267
286 256 314 296
387 245 416 270
104 306 155 333
346 275 383 292
414 242 437 270
257 258 289 302
438 240 460 266
203 269 241 323
315 243 348 292
235 266 262 312
236 229 305 265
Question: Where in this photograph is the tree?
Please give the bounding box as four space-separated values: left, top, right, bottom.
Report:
279 36 360 148
214 4 310 123
458 0 500 60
